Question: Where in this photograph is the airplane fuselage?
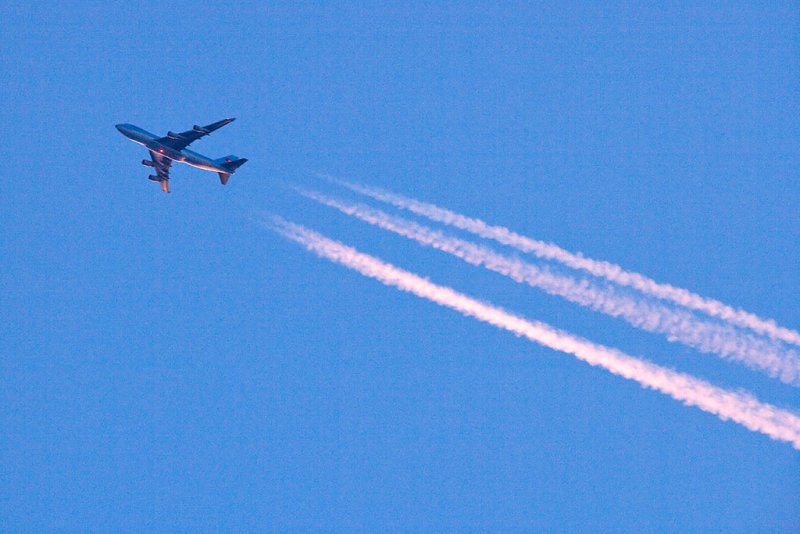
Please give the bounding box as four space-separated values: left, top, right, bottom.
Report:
115 123 229 173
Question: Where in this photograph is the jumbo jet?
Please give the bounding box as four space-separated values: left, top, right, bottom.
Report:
116 118 247 193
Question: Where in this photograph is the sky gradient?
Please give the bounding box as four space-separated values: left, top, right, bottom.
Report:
1 2 799 531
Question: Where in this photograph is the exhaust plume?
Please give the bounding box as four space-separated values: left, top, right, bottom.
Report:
298 189 800 386
269 216 800 450
328 177 800 348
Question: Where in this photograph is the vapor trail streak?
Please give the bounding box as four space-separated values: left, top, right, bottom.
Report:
269 217 800 449
298 189 800 385
329 177 800 348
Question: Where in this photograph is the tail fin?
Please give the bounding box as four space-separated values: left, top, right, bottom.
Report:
215 155 248 172
215 156 247 185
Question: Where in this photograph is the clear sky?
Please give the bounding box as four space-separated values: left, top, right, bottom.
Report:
1 1 799 531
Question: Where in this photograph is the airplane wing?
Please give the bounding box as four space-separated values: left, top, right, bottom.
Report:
147 150 173 193
156 118 235 151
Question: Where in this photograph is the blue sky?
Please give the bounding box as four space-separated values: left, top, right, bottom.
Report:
1 2 798 530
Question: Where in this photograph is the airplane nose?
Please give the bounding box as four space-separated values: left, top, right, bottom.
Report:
115 124 125 132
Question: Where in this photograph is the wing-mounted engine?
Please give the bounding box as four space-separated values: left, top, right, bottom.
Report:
158 119 233 150
147 174 169 193
142 159 155 167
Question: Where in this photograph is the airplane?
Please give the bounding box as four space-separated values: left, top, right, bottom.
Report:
116 118 247 193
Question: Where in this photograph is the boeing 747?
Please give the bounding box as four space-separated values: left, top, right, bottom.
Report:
116 118 247 193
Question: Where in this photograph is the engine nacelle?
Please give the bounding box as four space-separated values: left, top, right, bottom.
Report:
193 125 210 134
167 131 183 140
142 159 155 167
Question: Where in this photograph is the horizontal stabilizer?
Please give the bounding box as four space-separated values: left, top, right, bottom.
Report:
218 172 231 185
215 155 248 173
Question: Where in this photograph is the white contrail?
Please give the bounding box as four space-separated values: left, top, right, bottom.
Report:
298 188 800 386
328 177 800 348
269 216 800 449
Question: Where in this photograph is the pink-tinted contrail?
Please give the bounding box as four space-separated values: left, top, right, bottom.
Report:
269 217 800 449
328 177 800 349
298 188 800 385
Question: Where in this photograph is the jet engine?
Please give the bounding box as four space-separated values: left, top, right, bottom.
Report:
142 159 155 167
167 131 183 140
193 125 210 134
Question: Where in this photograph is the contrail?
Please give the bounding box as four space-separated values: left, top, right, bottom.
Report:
297 188 800 386
269 216 800 449
328 177 800 348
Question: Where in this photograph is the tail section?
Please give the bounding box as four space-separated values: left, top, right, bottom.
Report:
215 155 248 172
214 155 248 186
